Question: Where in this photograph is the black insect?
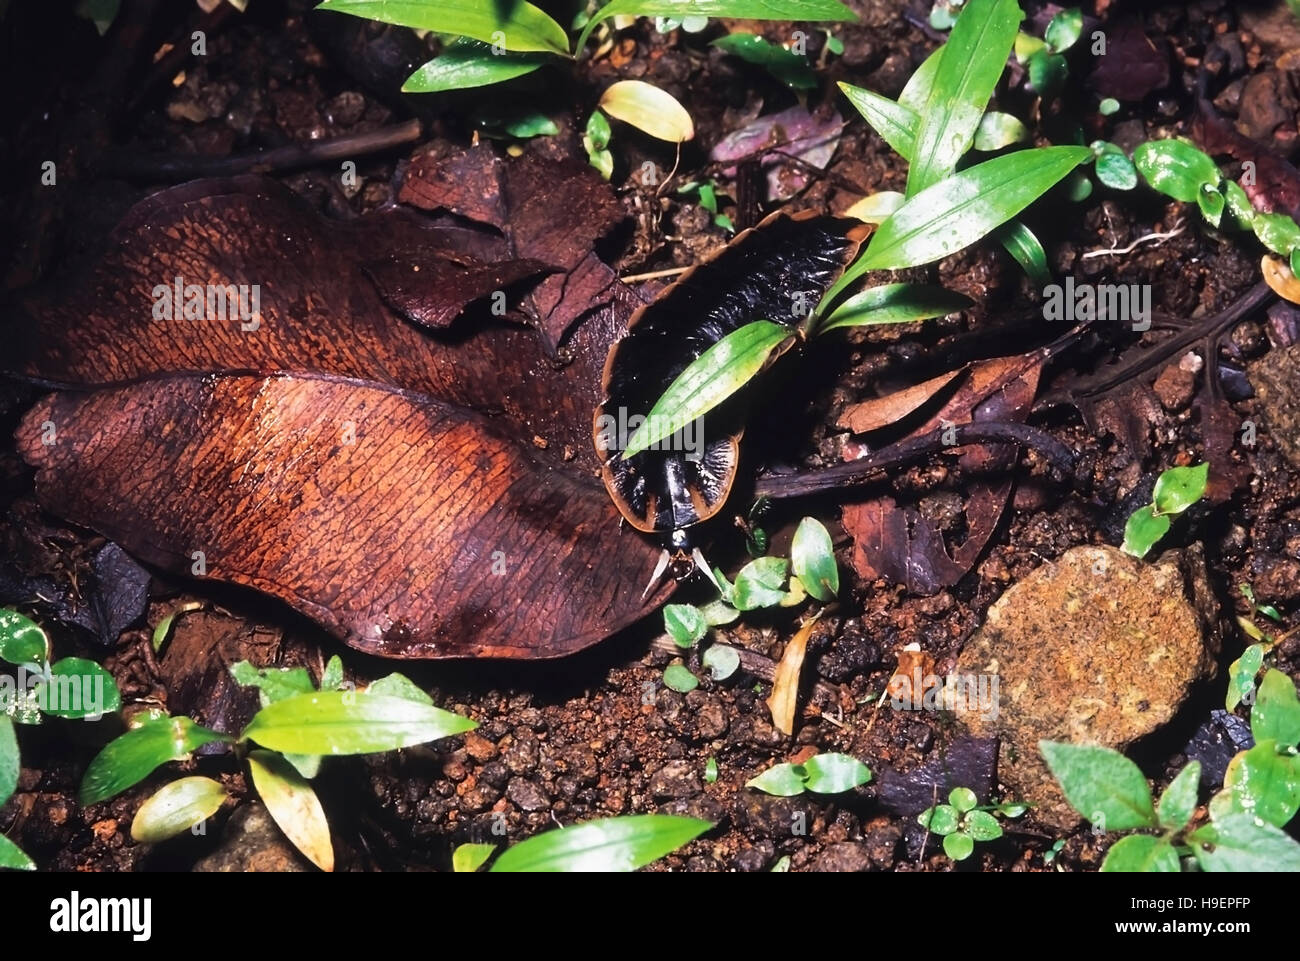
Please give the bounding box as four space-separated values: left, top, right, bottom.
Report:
593 210 869 591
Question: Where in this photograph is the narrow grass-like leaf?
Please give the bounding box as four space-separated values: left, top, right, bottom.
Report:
490 814 712 871
599 80 695 142
315 0 570 54
906 0 1023 196
242 692 475 756
1039 741 1157 830
826 146 1090 305
838 82 917 159
80 716 232 806
622 320 791 458
997 221 1051 286
248 749 334 871
576 0 857 54
402 39 547 93
130 776 227 843
819 282 971 333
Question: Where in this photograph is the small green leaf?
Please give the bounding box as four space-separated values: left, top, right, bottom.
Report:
1093 142 1138 191
229 661 315 708
320 655 345 692
1227 643 1266 712
130 776 227 843
1253 669 1300 749
770 854 791 871
1121 504 1171 559
0 610 47 665
801 753 870 794
453 842 497 872
241 692 476 756
587 145 614 180
818 282 972 334
997 221 1051 287
1191 810 1300 871
1100 834 1180 872
1156 761 1201 831
973 111 1027 151
844 191 906 224
949 787 978 813
702 644 740 681
943 831 975 860
0 716 18 807
906 0 1024 196
1039 741 1157 830
996 802 1029 817
964 809 1002 841
490 814 713 872
247 749 334 871
664 604 708 649
367 672 435 706
622 320 791 459
1098 97 1120 116
1013 31 1047 65
713 33 816 90
34 658 121 720
704 757 719 784
746 762 808 796
827 146 1092 302
663 664 699 693
1134 139 1222 203
498 111 559 139
1197 184 1225 228
586 109 612 151
1253 211 1300 257
1222 740 1300 828
0 833 34 871
919 804 961 835
316 0 571 54
402 39 548 93
575 0 858 53
1152 463 1209 516
1044 7 1082 52
80 716 232 806
790 517 839 601
837 82 917 159
732 556 790 611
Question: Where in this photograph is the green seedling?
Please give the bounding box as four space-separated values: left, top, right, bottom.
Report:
1226 583 1289 711
659 517 836 691
1120 463 1209 559
746 752 871 796
918 787 1028 861
1042 666 1300 871
676 180 735 233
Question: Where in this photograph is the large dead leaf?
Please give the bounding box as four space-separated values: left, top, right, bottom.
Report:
17 373 669 659
9 174 623 471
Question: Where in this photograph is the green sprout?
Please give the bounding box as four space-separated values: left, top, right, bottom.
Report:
1120 463 1210 559
746 752 871 796
919 787 1027 861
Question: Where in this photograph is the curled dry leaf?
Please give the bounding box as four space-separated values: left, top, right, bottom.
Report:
1262 254 1300 305
17 373 670 659
836 369 963 434
766 616 817 736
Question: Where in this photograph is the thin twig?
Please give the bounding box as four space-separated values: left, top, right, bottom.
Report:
99 118 424 180
753 422 1077 500
620 266 691 283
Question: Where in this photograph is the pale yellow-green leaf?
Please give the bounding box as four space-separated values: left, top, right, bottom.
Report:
599 80 695 143
248 750 334 872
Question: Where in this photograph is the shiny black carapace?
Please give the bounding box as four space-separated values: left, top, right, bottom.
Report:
594 210 869 585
